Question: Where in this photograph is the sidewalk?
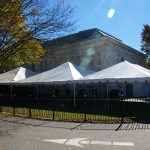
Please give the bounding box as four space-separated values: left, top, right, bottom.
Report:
0 115 150 131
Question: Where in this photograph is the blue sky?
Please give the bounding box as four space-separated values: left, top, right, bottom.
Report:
64 0 150 51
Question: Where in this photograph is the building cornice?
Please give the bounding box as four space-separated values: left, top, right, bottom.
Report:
104 37 146 58
45 35 146 59
46 38 105 53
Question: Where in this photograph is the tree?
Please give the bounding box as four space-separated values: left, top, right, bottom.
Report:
0 0 75 72
141 24 150 67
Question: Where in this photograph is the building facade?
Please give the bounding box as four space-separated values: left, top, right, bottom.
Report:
33 28 146 73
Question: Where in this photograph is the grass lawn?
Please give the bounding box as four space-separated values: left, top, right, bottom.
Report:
0 106 129 123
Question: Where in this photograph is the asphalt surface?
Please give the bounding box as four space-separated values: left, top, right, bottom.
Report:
0 116 150 150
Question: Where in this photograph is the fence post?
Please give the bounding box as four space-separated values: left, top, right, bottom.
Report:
84 93 87 122
52 94 55 120
11 84 15 116
13 107 15 116
29 107 31 118
73 84 76 108
121 94 124 123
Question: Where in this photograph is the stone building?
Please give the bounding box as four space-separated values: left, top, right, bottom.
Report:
33 28 146 73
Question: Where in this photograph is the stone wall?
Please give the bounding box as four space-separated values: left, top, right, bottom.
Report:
34 37 146 73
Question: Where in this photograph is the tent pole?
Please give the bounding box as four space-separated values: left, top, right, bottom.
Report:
73 84 76 107
11 83 13 102
102 84 103 99
11 83 15 115
94 83 95 99
107 83 109 99
36 84 39 104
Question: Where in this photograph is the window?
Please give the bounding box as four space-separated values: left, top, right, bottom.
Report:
99 52 101 65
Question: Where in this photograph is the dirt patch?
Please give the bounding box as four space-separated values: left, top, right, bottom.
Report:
0 112 12 118
0 146 4 150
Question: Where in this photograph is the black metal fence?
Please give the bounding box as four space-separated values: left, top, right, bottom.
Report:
0 95 150 123
0 84 150 122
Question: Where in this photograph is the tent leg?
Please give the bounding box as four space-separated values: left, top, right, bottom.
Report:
73 84 76 107
11 84 15 115
36 84 39 106
107 83 109 99
11 84 13 102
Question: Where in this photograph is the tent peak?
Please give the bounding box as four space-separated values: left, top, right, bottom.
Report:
62 62 83 80
18 62 83 83
79 60 150 83
63 61 72 66
0 66 36 83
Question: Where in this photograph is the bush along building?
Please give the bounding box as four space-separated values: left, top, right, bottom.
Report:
33 28 146 73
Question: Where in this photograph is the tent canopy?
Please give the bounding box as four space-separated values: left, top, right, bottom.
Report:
0 67 36 83
18 62 83 83
78 61 150 83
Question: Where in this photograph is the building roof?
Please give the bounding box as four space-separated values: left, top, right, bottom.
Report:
18 62 83 83
79 61 150 83
44 28 145 57
0 67 36 83
43 28 121 48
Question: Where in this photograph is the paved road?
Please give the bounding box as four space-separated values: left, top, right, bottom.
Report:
0 116 150 150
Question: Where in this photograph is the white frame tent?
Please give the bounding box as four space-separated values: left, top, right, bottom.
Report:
18 62 83 84
16 61 150 98
1 61 149 101
0 67 36 104
0 67 36 83
13 62 83 104
75 61 150 98
77 61 150 83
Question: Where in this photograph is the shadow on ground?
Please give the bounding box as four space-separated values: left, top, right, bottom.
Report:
0 115 150 131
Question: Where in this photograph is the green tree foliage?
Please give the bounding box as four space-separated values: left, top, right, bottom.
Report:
141 24 150 67
0 0 75 72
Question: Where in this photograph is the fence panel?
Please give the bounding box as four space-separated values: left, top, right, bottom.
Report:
0 96 150 123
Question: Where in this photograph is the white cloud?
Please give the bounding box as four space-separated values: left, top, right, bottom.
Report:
107 8 115 18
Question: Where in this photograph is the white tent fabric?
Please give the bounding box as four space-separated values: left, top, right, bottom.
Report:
19 62 83 83
0 67 36 83
79 61 150 83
